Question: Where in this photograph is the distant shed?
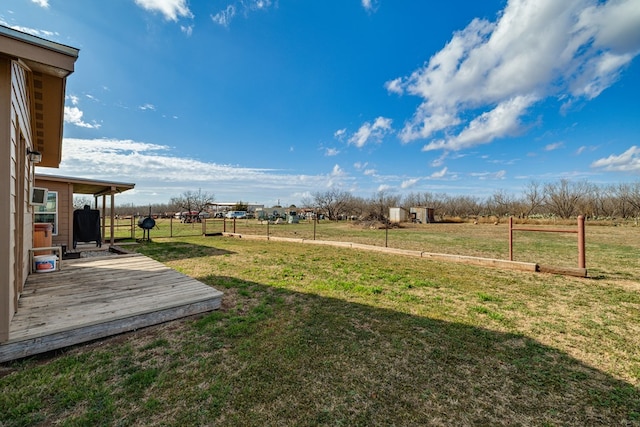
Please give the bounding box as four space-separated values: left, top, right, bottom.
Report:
389 207 409 223
410 207 436 223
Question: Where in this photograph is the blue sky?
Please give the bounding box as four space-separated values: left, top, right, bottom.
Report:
3 0 640 206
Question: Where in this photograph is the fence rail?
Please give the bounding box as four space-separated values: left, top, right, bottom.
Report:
509 215 585 270
100 216 594 274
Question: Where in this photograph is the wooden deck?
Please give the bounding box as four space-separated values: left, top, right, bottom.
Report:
0 253 223 363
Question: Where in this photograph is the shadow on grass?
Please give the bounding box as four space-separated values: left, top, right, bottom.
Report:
133 240 235 261
183 275 640 426
2 251 637 426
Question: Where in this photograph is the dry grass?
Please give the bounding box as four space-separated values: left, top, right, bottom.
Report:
1 222 639 426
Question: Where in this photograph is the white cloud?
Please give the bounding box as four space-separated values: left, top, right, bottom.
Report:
37 138 355 205
325 148 339 156
391 0 640 151
134 0 193 21
0 19 58 38
181 25 193 36
363 169 377 176
348 116 393 148
422 95 536 152
212 5 236 27
544 141 564 151
591 146 640 172
429 167 448 179
362 0 379 13
64 107 101 129
430 152 449 168
212 1 274 27
401 178 419 189
248 0 273 11
67 95 79 106
139 103 156 111
331 164 345 177
377 184 393 192
334 128 347 139
31 0 49 8
470 170 507 180
578 0 640 54
353 161 368 170
576 145 598 155
385 78 403 95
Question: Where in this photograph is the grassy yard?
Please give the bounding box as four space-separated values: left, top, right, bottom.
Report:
1 222 639 426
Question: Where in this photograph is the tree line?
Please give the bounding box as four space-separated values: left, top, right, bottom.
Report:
92 179 640 222
303 179 640 221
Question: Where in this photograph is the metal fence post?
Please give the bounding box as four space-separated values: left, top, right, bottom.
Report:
385 222 389 247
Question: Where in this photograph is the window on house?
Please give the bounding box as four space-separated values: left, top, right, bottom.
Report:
34 191 58 235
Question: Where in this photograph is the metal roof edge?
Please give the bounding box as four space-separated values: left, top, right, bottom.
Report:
0 24 79 58
35 173 136 189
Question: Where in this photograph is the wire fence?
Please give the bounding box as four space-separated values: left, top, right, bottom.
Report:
106 216 513 259
101 216 616 272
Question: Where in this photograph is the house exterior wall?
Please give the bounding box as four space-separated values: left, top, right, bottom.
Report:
0 26 78 343
12 61 32 315
0 58 13 342
34 179 73 249
0 58 34 342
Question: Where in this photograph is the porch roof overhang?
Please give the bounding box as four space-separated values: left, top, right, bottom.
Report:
35 174 135 197
0 25 79 168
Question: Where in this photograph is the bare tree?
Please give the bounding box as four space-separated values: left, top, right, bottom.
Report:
311 189 353 220
487 189 516 219
347 195 367 219
363 190 400 221
585 184 616 219
618 182 640 219
402 192 446 212
170 189 215 216
73 196 94 209
521 181 546 218
544 179 589 219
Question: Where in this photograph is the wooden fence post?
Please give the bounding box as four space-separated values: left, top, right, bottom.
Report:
578 215 585 269
509 217 513 261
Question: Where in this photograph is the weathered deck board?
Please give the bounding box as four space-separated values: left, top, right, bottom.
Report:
0 254 223 363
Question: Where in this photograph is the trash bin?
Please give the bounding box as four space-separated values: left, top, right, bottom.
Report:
33 223 53 255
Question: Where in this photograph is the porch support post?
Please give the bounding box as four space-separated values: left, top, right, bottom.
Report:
110 187 115 246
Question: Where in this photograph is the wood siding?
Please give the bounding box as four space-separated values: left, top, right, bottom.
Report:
0 58 35 342
0 58 12 342
34 179 73 249
12 61 33 319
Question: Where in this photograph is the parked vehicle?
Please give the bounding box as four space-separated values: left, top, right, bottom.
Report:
225 211 247 219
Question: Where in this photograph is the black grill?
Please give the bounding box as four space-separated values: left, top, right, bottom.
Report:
138 217 156 230
73 205 101 249
138 208 156 241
